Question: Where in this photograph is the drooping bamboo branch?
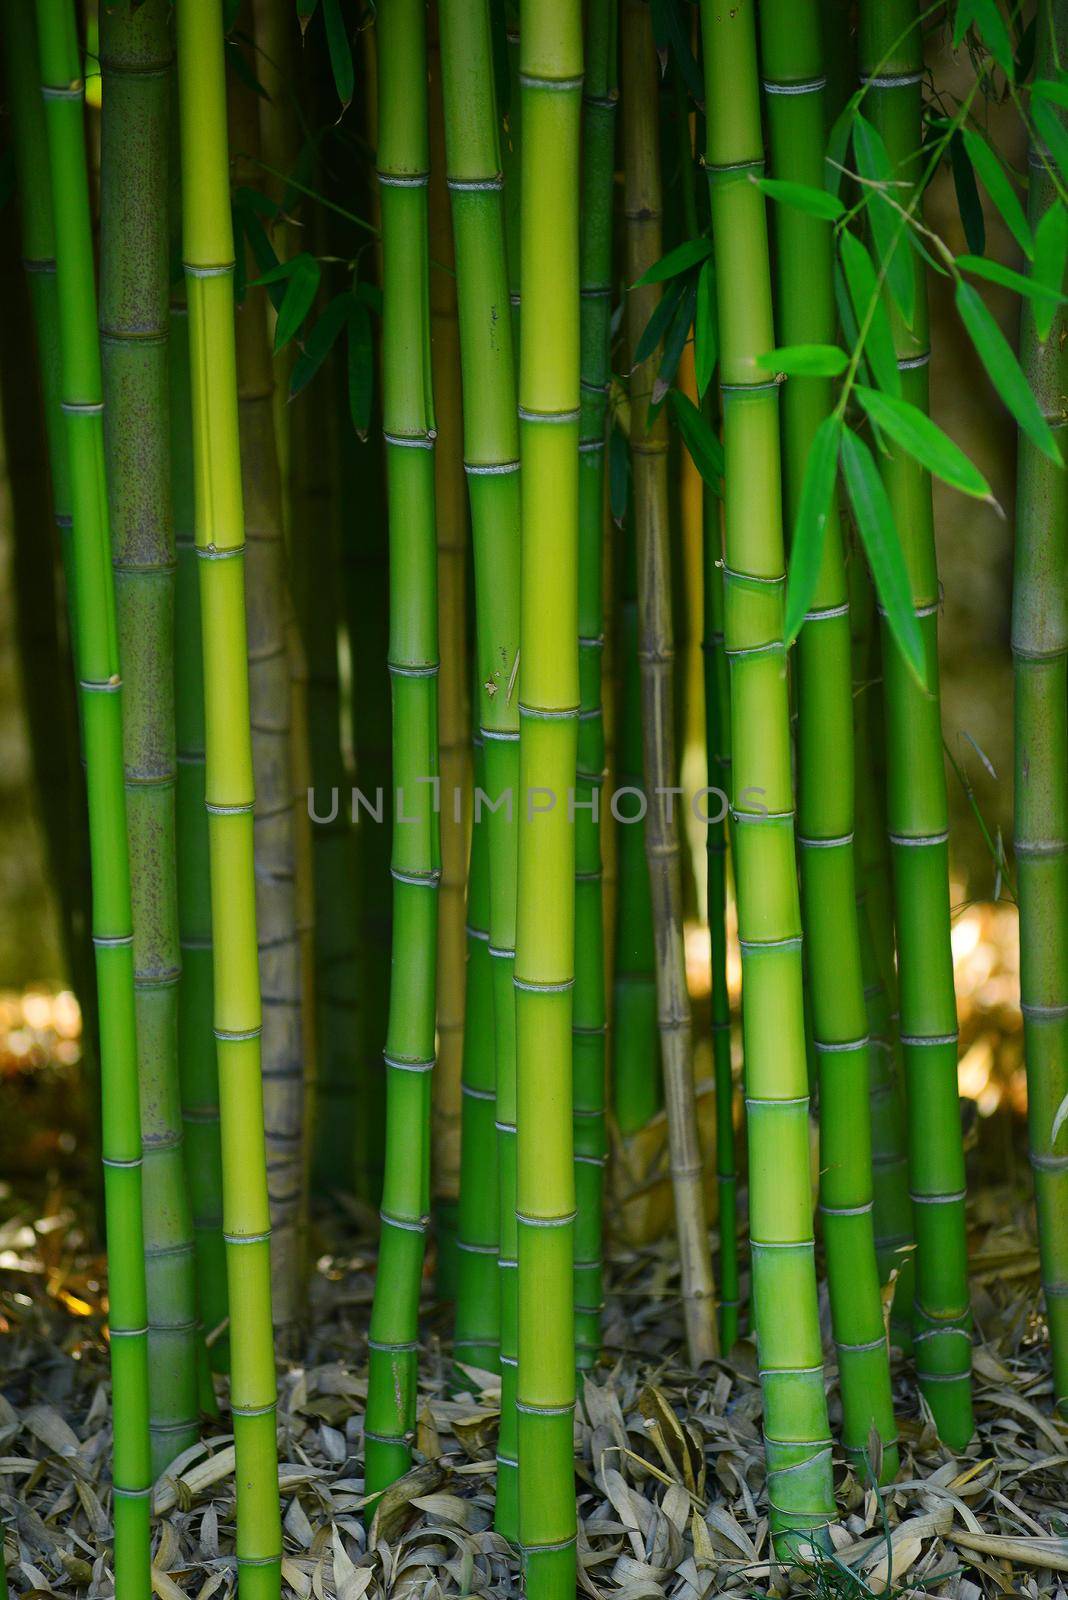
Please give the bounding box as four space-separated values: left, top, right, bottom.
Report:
859 0 973 1448
699 0 834 1554
622 0 717 1368
175 0 282 1589
364 0 441 1504
31 0 153 1590
1013 3 1068 1414
760 0 897 1478
514 0 581 1587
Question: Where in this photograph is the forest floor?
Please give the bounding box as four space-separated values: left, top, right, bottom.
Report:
1 902 1066 1600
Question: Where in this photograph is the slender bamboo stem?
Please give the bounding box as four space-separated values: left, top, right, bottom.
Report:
699 0 834 1553
760 0 898 1478
612 517 660 1136
1013 5 1068 1414
364 0 440 1503
31 0 152 1589
172 283 229 1379
99 0 200 1473
438 0 522 1525
428 40 470 1297
515 1 581 1589
175 2 282 1590
230 30 306 1347
859 0 973 1447
623 0 717 1368
572 0 616 1368
850 555 915 1348
3 0 100 1196
702 484 739 1353
454 738 500 1372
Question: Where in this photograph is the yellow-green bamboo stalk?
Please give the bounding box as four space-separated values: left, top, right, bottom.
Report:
515 4 581 1590
176 1 282 1589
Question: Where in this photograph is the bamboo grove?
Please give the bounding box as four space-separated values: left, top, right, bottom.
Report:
0 0 1065 1594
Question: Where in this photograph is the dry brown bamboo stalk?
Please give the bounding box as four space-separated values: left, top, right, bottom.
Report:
621 0 717 1364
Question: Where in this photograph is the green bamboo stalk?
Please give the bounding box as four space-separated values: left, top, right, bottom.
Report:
1013 5 1068 1414
428 53 470 1295
571 0 616 1369
699 0 834 1553
850 555 915 1348
438 0 522 1524
514 2 582 1589
760 0 897 1478
31 0 152 1590
702 494 739 1353
231 43 306 1348
454 739 500 1372
364 0 440 1503
623 0 718 1368
612 517 660 1136
858 0 973 1447
175 0 282 1589
172 284 229 1380
99 0 200 1474
3 0 101 1183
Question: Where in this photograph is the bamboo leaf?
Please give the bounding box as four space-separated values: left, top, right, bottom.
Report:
323 0 354 112
955 279 1061 462
824 102 855 198
956 252 1066 305
1031 97 1068 188
948 130 985 256
668 390 724 490
347 298 373 437
649 0 704 101
854 384 993 500
839 230 901 398
289 292 353 398
633 277 684 367
784 414 841 644
297 0 319 31
854 113 915 328
652 281 696 405
273 252 321 351
840 428 925 686
754 175 845 221
1033 76 1068 111
1033 201 1068 343
960 128 1032 260
694 257 717 400
756 343 848 377
634 237 712 286
954 0 1015 78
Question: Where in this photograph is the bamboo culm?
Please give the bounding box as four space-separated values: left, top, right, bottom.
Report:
100 0 202 1473
1013 5 1068 1413
364 0 441 1505
572 0 616 1368
176 1 283 1590
760 0 897 1477
622 0 717 1369
859 0 973 1447
515 1 581 1590
438 0 522 1529
428 47 470 1294
231 28 306 1346
699 0 835 1554
32 0 153 1590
